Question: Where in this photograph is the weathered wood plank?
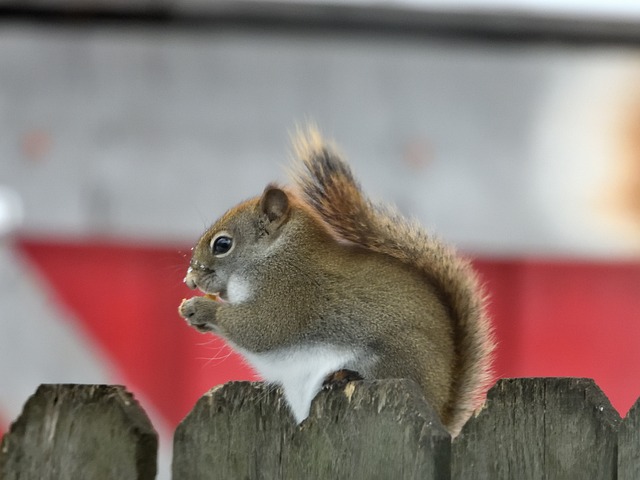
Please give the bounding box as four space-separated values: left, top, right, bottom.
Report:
619 396 640 479
172 381 291 479
452 378 620 479
173 379 450 479
0 384 157 480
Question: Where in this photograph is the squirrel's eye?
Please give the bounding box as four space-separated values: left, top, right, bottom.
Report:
211 234 233 256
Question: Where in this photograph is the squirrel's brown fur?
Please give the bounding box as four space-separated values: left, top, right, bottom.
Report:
179 127 495 436
291 128 495 434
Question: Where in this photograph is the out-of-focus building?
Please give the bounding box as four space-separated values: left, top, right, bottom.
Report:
1 2 640 478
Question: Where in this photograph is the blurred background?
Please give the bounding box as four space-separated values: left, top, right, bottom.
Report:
1 0 640 476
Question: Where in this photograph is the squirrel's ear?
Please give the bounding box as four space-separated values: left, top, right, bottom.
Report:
259 186 290 232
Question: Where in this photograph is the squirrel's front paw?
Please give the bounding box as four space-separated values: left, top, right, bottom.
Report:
178 297 219 333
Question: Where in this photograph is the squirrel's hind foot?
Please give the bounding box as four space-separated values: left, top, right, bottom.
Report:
322 369 363 391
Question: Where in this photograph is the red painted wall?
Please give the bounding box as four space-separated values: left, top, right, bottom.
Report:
16 238 640 429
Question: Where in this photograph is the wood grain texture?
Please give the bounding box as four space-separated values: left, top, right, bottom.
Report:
619 396 640 479
452 378 620 480
0 384 157 480
172 379 450 479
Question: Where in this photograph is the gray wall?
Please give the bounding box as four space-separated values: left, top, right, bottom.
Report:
2 15 640 256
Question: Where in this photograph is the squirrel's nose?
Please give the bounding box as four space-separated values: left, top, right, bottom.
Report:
183 268 198 290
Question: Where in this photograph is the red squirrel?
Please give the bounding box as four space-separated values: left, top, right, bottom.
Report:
179 128 494 436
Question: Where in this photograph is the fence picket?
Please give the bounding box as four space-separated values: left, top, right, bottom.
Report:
452 378 620 479
619 396 640 479
0 384 157 480
172 379 450 479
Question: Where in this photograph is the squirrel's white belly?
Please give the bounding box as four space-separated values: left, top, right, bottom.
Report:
231 343 360 423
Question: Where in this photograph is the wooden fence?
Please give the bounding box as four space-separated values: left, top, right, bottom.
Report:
0 378 638 479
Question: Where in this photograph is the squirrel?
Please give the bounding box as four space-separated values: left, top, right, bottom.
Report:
178 128 494 436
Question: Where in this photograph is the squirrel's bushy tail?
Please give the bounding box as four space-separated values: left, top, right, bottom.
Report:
291 127 495 436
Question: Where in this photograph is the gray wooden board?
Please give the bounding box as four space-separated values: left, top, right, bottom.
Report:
619 396 640 480
172 379 450 479
452 377 620 480
0 384 158 480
